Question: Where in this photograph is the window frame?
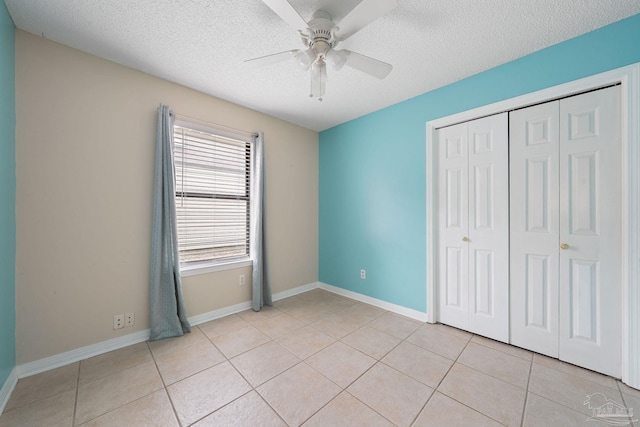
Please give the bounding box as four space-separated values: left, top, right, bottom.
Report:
173 119 255 276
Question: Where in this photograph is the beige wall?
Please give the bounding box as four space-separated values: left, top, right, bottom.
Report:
14 31 318 364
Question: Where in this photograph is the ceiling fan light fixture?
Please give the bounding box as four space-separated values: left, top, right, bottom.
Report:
293 48 316 70
325 49 349 71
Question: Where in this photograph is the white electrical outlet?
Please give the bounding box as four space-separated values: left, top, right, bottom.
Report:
114 314 124 330
239 274 246 286
125 312 135 327
360 269 366 279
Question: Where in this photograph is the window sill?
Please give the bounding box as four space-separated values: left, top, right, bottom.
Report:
180 259 253 277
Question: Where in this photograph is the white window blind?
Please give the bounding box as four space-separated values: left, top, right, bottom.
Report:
173 124 251 265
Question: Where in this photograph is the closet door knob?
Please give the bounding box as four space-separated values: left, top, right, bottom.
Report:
560 243 569 250
462 236 469 242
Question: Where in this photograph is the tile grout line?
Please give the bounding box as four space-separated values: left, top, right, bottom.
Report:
453 342 533 390
264 319 329 425
457 336 626 420
206 306 342 408
406 330 474 427
0 365 82 420
423 332 516 427
74 384 167 425
147 340 183 427
225 338 290 425
189 324 256 425
185 325 249 426
297 359 396 427
531 356 620 391
616 381 639 427
266 306 402 426
71 361 80 426
294 361 337 427
199 325 292 427
469 335 534 362
300 311 487 426
308 316 449 427
519 352 534 427
291 305 394 424
295 309 390 425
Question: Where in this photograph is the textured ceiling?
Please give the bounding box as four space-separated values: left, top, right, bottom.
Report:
5 1 640 131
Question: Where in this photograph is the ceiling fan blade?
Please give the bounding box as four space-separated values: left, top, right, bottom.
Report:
335 0 397 40
262 0 308 32
343 50 392 79
244 50 298 68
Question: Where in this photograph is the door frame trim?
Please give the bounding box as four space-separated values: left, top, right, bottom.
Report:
426 63 640 388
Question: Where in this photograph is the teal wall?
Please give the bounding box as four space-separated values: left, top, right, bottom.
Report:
0 1 15 389
319 13 640 313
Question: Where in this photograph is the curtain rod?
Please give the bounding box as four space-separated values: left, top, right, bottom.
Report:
171 112 255 139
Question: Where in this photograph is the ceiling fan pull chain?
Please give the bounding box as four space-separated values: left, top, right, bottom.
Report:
318 65 323 102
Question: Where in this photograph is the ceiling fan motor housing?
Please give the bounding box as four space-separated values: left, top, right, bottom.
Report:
305 10 338 53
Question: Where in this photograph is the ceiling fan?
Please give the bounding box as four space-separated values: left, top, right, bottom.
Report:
245 0 397 100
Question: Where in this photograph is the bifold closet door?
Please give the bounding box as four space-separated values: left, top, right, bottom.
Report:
509 101 561 357
437 113 509 342
437 121 469 330
558 87 621 377
510 86 622 377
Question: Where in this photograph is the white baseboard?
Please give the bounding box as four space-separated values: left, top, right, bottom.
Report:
16 329 151 379
14 282 320 380
318 282 429 322
187 301 253 326
2 282 417 414
273 282 319 301
188 282 319 325
12 281 422 383
0 368 18 415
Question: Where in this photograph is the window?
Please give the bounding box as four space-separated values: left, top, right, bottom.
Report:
173 122 252 268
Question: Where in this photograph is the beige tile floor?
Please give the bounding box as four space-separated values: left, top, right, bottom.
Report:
1 289 638 427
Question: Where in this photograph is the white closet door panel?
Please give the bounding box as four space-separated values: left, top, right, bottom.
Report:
437 122 469 330
468 113 509 342
510 101 560 357
559 86 622 377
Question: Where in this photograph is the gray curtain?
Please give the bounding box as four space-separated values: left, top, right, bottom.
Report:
251 132 272 311
150 104 191 340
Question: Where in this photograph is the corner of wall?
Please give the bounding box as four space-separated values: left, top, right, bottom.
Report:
0 0 17 400
0 368 17 415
